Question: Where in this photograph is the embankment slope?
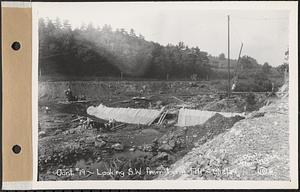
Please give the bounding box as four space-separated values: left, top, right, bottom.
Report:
159 93 289 180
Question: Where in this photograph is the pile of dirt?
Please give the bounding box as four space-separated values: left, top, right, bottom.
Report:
158 95 289 180
185 94 219 109
203 97 246 112
202 94 268 113
198 113 244 144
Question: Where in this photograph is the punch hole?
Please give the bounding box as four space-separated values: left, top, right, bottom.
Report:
11 41 21 51
12 145 21 154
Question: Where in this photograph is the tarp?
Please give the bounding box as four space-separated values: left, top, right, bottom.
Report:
177 108 243 127
87 104 162 125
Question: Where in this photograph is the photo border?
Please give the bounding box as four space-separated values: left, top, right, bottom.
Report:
31 1 298 189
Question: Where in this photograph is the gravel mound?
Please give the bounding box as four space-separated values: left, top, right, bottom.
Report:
158 96 289 180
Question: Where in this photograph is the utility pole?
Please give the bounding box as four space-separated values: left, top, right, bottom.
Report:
227 15 230 98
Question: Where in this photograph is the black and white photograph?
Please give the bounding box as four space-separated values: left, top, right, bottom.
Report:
34 2 296 186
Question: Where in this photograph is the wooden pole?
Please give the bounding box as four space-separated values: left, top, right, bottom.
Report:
237 43 243 64
227 15 230 98
234 42 243 77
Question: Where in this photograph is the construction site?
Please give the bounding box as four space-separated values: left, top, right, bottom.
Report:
36 7 291 181
37 78 289 181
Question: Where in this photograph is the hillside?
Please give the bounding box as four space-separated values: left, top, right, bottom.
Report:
39 18 210 79
38 18 284 85
158 85 289 180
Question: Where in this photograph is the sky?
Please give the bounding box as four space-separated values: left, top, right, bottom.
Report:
35 2 290 66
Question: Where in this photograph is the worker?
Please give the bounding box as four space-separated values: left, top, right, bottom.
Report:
108 118 116 128
243 104 247 116
64 88 77 102
270 82 275 96
45 106 50 114
231 83 236 91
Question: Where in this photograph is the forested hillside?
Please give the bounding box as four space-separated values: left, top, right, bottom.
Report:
39 18 210 79
39 18 286 85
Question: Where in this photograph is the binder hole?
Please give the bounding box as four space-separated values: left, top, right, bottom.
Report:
12 145 21 154
11 41 21 51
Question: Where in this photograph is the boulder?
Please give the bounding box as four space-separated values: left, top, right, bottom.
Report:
85 137 95 146
111 143 124 151
129 147 136 152
248 111 265 119
142 144 154 152
95 139 106 148
168 140 176 148
96 134 109 142
159 143 174 152
39 131 46 137
154 152 169 160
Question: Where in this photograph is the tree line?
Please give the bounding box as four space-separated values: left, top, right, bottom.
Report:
39 18 211 80
39 17 287 87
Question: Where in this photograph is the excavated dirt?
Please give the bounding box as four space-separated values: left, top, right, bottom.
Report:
38 80 267 181
158 95 289 180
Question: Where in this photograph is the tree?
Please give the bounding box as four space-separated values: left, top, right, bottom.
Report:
129 28 136 37
262 62 271 73
218 53 226 60
240 55 258 69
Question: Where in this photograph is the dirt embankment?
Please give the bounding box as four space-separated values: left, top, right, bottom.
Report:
158 92 289 180
38 81 219 103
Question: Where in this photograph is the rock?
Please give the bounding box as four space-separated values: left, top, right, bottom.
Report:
39 131 46 137
189 82 198 87
156 100 163 106
95 139 106 148
129 147 136 152
96 134 109 142
111 143 124 151
168 140 176 148
85 137 95 146
137 146 143 150
69 129 76 134
248 111 265 119
159 143 174 152
155 152 169 160
142 144 154 152
54 129 62 135
167 119 177 125
79 138 85 145
152 138 158 143
152 152 175 162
